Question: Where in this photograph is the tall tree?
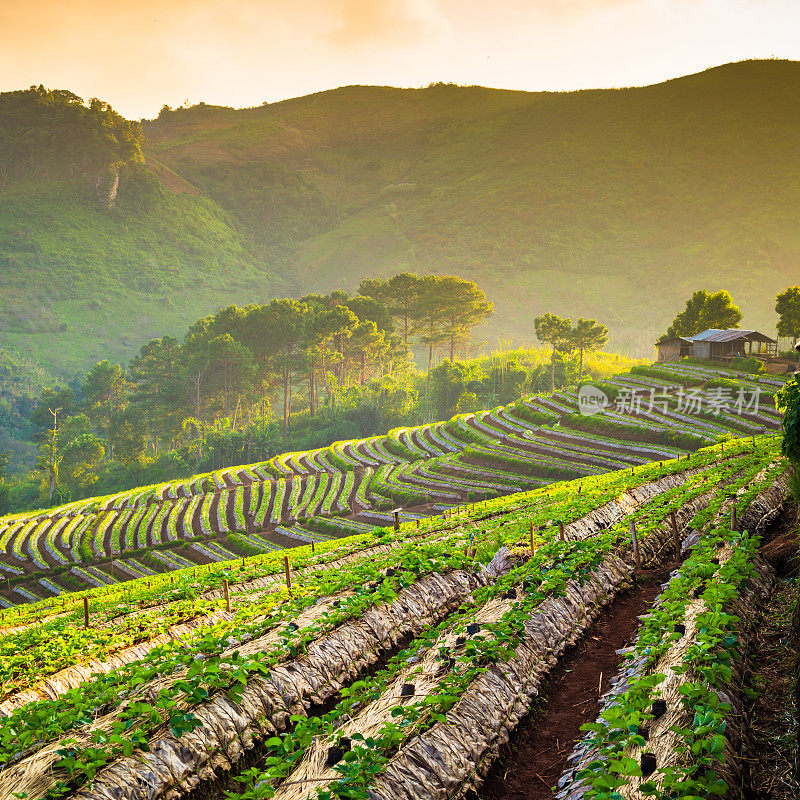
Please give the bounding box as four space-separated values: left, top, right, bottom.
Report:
432 276 493 361
359 272 423 346
569 318 609 378
206 334 255 420
776 286 800 346
82 360 128 457
129 336 186 451
664 290 742 339
534 313 573 392
301 301 358 415
258 299 308 439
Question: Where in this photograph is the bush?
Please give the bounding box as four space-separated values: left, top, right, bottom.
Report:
729 356 765 374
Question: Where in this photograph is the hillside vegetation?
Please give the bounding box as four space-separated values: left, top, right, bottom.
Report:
3 61 800 375
0 360 783 603
0 87 272 374
145 60 800 353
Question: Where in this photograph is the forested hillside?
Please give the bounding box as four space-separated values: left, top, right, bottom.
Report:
3 61 800 376
145 59 800 353
0 87 271 374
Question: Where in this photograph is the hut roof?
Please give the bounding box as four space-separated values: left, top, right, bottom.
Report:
686 328 776 344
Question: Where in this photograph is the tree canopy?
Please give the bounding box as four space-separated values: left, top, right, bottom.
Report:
534 313 573 392
664 290 742 339
776 286 800 343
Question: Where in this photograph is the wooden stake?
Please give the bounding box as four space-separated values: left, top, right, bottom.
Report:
83 596 89 628
558 521 565 541
529 520 535 555
631 521 641 568
731 506 737 530
670 511 680 559
311 540 315 553
223 579 231 613
284 556 292 592
393 510 400 531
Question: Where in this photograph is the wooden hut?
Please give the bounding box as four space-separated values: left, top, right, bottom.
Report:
655 336 692 362
686 329 777 361
655 329 777 363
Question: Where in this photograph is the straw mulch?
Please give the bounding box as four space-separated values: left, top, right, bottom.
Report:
32 567 488 800
555 480 787 800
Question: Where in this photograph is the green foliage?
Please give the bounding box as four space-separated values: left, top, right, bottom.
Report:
728 355 765 374
664 289 742 339
776 374 800 463
776 286 800 341
569 318 610 377
144 61 800 355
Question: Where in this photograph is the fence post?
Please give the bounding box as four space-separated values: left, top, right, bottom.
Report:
83 596 90 628
670 511 680 559
393 510 400 531
284 556 292 592
731 506 737 531
223 579 231 614
311 540 315 554
529 520 535 556
558 521 565 541
631 520 641 569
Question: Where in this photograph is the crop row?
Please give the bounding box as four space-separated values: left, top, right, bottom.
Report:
0 443 779 800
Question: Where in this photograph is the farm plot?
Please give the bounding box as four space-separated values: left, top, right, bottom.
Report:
0 438 783 800
0 364 784 602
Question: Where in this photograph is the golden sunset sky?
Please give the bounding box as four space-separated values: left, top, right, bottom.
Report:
0 0 798 119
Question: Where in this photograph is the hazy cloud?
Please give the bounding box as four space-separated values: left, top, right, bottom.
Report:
324 0 451 48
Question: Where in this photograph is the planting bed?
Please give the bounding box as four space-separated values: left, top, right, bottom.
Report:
0 434 789 800
0 364 783 602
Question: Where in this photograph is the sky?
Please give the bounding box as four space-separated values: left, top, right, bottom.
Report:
0 0 798 119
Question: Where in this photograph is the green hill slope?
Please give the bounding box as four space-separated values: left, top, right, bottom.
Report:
0 88 273 375
145 60 800 354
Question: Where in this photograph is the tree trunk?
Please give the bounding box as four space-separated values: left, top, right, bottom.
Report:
282 365 290 440
449 337 455 362
427 343 433 374
309 357 316 416
551 345 556 393
578 345 584 378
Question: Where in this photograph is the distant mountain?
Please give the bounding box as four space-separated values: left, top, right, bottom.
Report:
2 61 799 377
144 59 800 355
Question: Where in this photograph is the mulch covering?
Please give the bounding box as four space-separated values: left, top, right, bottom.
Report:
365 481 785 800
553 480 787 800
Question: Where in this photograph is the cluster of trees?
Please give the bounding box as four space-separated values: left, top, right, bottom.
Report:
661 287 800 347
0 86 142 185
533 315 610 391
26 273 492 503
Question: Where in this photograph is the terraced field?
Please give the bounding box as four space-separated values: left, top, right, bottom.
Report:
0 362 784 606
0 434 788 800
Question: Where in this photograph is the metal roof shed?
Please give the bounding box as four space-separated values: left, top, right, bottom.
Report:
686 329 777 360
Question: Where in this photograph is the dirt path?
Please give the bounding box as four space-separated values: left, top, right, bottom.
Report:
480 563 677 800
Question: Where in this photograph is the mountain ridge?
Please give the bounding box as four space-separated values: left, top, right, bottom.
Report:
2 59 799 378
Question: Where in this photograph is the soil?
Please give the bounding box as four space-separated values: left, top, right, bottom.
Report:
479 563 677 800
745 502 800 800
